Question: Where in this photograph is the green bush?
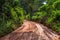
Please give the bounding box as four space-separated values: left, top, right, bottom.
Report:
52 22 60 34
53 1 60 10
25 13 30 20
0 20 13 37
0 0 24 37
32 12 46 20
45 11 57 25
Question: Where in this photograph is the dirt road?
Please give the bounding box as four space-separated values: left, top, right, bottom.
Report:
0 20 60 40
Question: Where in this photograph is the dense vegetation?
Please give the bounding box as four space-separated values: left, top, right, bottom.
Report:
0 0 60 37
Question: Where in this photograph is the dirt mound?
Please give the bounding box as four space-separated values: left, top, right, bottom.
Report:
0 20 60 40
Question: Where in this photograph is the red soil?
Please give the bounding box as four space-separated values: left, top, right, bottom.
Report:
0 20 60 40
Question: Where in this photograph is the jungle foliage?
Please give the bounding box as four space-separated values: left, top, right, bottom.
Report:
0 0 60 37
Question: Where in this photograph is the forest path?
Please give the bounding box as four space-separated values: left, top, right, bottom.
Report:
0 20 60 40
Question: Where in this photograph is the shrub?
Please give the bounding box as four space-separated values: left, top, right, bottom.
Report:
53 1 60 10
0 20 13 37
52 22 60 34
0 0 24 37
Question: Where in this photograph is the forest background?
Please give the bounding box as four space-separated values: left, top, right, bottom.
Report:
0 0 60 37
